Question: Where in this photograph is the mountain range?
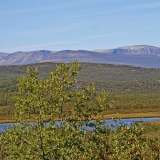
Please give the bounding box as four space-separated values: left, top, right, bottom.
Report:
1 45 160 68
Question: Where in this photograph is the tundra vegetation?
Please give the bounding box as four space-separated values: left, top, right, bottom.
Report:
0 61 160 159
1 62 160 120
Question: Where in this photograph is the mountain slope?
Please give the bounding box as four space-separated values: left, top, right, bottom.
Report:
0 52 9 60
95 45 160 55
1 45 160 68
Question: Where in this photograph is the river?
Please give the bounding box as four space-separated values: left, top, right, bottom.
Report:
0 117 160 133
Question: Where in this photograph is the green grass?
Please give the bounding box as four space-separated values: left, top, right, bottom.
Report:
110 93 160 109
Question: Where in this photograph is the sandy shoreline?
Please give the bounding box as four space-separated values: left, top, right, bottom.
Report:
0 112 160 124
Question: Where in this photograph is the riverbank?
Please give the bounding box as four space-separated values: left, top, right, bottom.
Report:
1 111 160 124
101 111 160 119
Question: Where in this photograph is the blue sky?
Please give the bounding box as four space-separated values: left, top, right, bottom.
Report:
1 0 160 53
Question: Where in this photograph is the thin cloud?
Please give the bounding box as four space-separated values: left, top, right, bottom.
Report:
6 41 78 52
83 32 136 39
66 11 107 19
12 24 82 37
0 1 91 17
6 23 86 38
130 11 160 18
0 4 68 17
118 2 160 12
66 2 160 20
1 1 160 18
136 2 160 9
0 6 53 17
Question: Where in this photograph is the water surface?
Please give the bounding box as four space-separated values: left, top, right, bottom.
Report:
0 117 160 133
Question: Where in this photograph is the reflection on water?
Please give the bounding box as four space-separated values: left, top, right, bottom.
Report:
0 117 160 133
0 123 14 133
106 117 160 126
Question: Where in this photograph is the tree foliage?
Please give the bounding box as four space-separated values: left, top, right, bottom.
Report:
0 61 110 159
0 61 160 159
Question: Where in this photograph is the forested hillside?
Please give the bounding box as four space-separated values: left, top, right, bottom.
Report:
1 62 160 120
1 62 160 93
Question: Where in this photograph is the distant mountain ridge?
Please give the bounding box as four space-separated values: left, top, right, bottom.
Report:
95 45 160 55
1 45 160 68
